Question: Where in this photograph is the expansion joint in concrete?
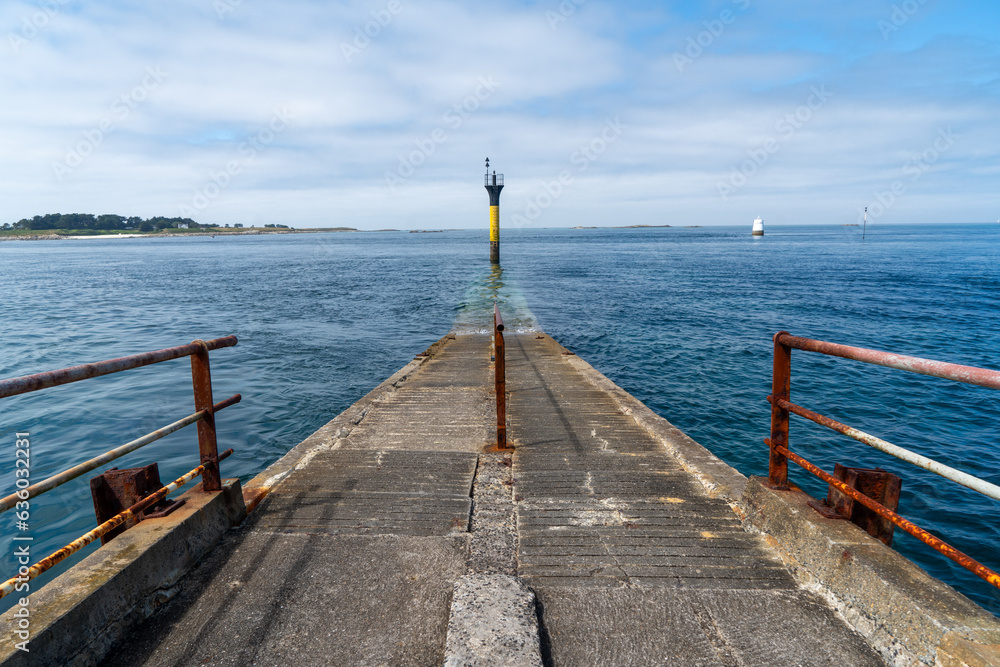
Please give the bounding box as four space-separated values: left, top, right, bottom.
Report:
468 450 518 576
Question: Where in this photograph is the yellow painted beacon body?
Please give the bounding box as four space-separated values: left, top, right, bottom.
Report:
484 157 504 263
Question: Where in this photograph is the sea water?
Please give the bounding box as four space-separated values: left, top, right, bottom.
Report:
0 223 997 614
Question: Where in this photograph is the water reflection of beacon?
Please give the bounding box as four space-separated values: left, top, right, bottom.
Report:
752 215 764 237
484 157 504 263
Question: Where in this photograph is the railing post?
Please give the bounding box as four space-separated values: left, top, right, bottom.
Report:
190 340 221 492
769 331 791 489
494 305 507 450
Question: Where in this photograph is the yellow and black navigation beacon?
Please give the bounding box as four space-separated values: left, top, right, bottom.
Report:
484 157 504 263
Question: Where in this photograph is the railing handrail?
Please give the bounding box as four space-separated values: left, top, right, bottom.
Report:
0 335 238 399
775 332 1000 390
494 303 504 332
1 335 238 502
0 394 241 513
0 336 241 600
767 395 1000 503
767 330 1000 590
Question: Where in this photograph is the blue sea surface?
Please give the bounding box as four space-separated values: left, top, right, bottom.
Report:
0 223 998 615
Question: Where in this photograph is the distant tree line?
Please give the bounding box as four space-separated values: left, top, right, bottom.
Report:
3 214 220 232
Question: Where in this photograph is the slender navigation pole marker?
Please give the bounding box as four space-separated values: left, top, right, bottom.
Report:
484 157 504 263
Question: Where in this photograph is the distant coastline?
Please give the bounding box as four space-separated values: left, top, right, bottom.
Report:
0 227 403 242
571 224 672 229
0 212 412 241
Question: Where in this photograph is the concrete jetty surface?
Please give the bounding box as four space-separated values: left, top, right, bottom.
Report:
90 331 890 666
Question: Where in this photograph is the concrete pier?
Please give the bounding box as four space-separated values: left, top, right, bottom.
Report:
22 331 1000 665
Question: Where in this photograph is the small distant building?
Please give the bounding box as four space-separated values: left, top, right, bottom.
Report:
752 216 764 236
177 223 189 229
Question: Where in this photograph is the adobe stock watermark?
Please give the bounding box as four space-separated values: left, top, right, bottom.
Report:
214 0 242 20
11 432 32 653
716 85 833 201
179 108 294 217
340 0 403 62
673 0 751 73
859 127 957 222
546 0 586 31
51 66 168 182
384 76 500 192
7 0 72 54
509 117 626 227
878 0 930 40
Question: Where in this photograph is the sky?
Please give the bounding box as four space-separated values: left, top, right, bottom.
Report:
2 0 998 229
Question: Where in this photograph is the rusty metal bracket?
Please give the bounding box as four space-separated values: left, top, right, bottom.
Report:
90 463 185 544
833 465 901 545
808 466 902 547
144 500 186 519
806 499 850 520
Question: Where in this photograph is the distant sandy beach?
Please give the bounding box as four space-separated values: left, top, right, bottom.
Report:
60 233 149 239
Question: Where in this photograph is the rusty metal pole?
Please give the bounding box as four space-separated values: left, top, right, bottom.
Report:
494 304 507 449
769 331 791 488
190 340 221 492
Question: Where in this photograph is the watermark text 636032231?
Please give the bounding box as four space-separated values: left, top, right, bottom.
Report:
11 432 33 653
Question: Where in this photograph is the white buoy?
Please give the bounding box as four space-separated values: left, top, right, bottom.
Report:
752 216 764 236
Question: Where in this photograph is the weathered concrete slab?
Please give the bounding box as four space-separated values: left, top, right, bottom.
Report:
345 335 492 451
444 574 543 667
535 587 883 667
468 451 518 576
507 334 796 590
254 448 478 536
0 479 246 667
345 388 491 451
742 476 1000 666
240 341 437 511
101 532 469 667
506 333 883 665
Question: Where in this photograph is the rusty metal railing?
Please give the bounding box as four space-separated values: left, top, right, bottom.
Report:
494 304 507 449
0 337 241 598
0 336 239 502
766 331 1000 589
